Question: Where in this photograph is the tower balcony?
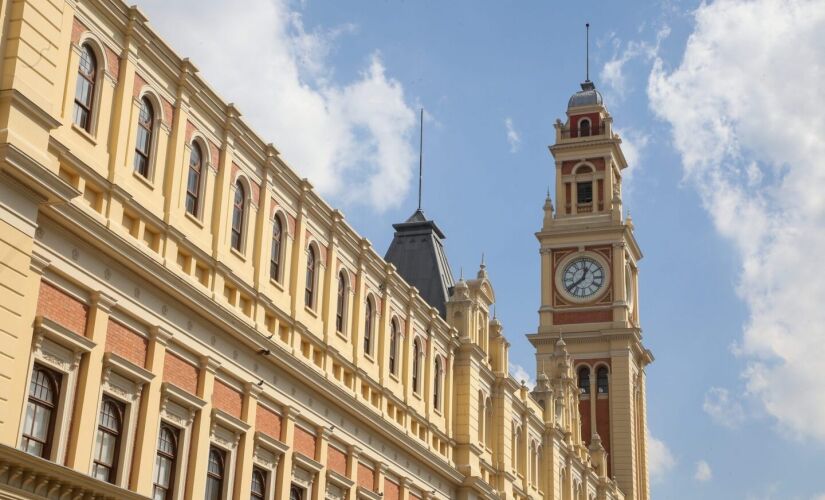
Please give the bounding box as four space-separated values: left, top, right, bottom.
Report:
556 122 610 142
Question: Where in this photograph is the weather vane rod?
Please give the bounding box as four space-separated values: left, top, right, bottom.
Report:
418 107 424 211
586 23 590 81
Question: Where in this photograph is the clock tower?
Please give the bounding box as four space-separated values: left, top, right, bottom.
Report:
528 79 654 500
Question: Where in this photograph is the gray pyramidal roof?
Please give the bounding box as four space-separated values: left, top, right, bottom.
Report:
384 209 455 318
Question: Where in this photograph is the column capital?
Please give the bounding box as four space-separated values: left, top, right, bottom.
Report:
150 325 173 346
200 355 221 373
91 290 118 313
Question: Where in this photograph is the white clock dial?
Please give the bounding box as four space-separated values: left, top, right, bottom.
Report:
562 257 605 299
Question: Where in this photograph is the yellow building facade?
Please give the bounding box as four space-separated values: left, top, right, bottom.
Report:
0 1 651 499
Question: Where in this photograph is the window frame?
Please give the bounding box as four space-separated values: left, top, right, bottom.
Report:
579 118 592 137
152 423 179 500
92 395 126 484
578 366 591 396
72 43 99 133
388 318 399 375
206 446 226 500
186 141 205 218
231 181 247 252
133 96 156 179
596 366 609 395
335 271 347 334
433 355 442 410
20 364 61 459
304 245 317 309
412 338 422 395
270 215 284 283
250 467 267 500
363 296 374 356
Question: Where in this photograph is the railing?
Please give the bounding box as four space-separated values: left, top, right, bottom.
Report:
559 124 607 139
0 444 149 499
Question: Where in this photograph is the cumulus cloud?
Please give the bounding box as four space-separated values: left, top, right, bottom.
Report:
504 117 521 153
649 0 825 441
135 0 416 211
703 387 746 429
509 363 535 389
648 433 676 483
613 127 650 196
694 460 712 482
600 25 670 101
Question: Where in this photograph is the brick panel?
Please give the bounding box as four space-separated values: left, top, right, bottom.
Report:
212 379 243 419
133 73 147 98
105 46 119 78
256 404 282 441
579 399 592 446
327 446 347 476
384 479 399 500
36 281 88 336
293 426 316 459
357 463 374 491
162 352 198 394
71 18 87 44
161 98 174 127
410 495 422 500
185 120 196 143
105 319 147 367
596 397 612 477
553 309 612 325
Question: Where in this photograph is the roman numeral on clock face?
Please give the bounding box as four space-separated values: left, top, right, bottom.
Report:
560 256 605 299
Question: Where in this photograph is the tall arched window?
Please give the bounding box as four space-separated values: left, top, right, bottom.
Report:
433 356 442 410
290 486 304 500
578 366 591 395
231 181 245 251
152 425 178 500
597 366 609 394
134 97 154 177
579 118 591 137
270 217 283 282
73 44 97 131
363 297 373 355
478 392 485 443
251 468 267 500
20 365 60 458
92 397 124 483
412 338 422 394
205 447 225 500
185 143 203 216
336 271 347 333
388 319 398 375
304 245 316 308
530 441 537 485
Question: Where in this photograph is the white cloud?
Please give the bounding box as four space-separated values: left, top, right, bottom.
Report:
649 0 825 442
135 0 416 211
648 433 676 483
613 127 650 196
504 117 521 153
703 387 746 429
694 460 712 482
509 363 535 389
600 25 670 101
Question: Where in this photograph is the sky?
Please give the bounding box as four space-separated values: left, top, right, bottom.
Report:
134 0 825 497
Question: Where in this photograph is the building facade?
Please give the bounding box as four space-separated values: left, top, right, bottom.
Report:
0 0 651 499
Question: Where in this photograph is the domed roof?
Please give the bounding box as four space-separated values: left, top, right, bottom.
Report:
568 80 603 109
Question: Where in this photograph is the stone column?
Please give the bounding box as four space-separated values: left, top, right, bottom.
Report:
64 291 117 472
311 426 330 500
234 382 261 499
274 406 299 498
130 326 172 494
183 357 219 499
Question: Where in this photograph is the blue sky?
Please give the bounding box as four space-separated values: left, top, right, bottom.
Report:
136 0 825 497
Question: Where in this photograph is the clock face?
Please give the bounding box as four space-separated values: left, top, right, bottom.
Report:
561 257 605 299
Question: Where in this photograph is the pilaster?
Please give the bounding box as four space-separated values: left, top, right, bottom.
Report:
183 356 219 499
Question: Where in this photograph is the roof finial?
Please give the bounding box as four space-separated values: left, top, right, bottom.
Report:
586 23 590 82
418 107 424 212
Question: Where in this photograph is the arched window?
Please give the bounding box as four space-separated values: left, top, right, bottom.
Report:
270 217 283 282
478 392 486 443
412 338 422 393
597 366 609 394
304 245 316 308
578 366 591 395
389 319 399 375
251 467 267 500
205 447 225 500
290 486 304 500
433 356 442 410
579 118 591 137
20 365 60 458
231 181 246 251
530 441 538 484
185 143 203 216
537 445 544 489
152 425 178 500
92 396 124 483
336 271 347 333
73 44 97 131
363 297 373 355
134 97 154 177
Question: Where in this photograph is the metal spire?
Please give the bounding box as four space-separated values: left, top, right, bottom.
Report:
586 23 590 82
418 107 424 211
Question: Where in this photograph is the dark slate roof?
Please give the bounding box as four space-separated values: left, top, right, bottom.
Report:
384 209 455 318
568 80 603 109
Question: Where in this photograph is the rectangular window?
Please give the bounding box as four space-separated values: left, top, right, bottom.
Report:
20 364 61 459
577 181 593 205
